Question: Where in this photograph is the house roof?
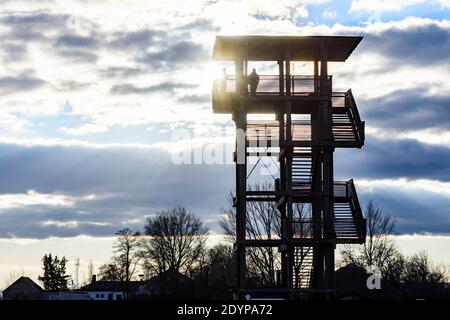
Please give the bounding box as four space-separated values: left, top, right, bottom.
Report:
80 270 194 294
3 276 44 293
80 280 143 292
335 263 406 300
146 269 194 286
212 35 362 62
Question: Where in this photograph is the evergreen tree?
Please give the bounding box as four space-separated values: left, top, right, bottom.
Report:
38 253 70 291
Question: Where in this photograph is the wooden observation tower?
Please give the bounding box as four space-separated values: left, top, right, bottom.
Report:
212 36 366 299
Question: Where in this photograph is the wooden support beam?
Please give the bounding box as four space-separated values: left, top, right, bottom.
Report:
278 60 284 96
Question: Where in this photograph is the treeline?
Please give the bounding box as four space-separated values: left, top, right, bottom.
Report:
36 191 449 299
98 207 235 299
339 201 449 299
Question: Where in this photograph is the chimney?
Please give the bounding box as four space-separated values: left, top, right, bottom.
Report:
92 274 97 283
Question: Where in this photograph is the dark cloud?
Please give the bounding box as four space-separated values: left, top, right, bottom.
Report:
55 81 93 91
359 89 450 131
335 137 450 182
0 143 234 238
137 40 209 68
110 81 197 95
176 18 220 32
0 27 47 43
332 136 450 234
356 187 450 235
0 12 103 65
0 206 119 239
0 12 67 43
55 34 99 49
0 137 449 238
0 11 210 79
337 23 450 140
55 48 98 63
0 12 65 27
363 23 450 65
177 94 211 104
0 72 46 94
109 29 166 50
98 66 145 78
2 43 28 61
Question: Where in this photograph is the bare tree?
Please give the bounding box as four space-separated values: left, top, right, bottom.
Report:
140 207 208 277
113 228 141 297
205 244 235 287
403 251 447 285
220 183 311 287
339 201 448 297
363 201 397 269
98 257 126 281
382 250 407 287
382 250 448 298
340 201 397 275
401 252 449 299
189 244 236 299
94 229 141 297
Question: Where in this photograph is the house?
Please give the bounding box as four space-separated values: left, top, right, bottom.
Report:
3 276 90 300
80 271 196 300
335 263 406 300
44 291 90 300
80 276 129 300
2 277 44 300
3 272 195 300
144 269 195 298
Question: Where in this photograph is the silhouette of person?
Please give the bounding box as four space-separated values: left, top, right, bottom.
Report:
248 68 260 95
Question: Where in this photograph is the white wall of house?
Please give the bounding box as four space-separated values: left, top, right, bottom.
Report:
46 291 90 300
87 291 124 300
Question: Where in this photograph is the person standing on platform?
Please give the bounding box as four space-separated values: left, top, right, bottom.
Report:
248 68 260 95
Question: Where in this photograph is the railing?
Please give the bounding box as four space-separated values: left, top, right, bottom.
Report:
333 181 348 197
332 91 365 146
247 120 314 142
246 120 361 144
348 179 367 239
345 89 365 145
245 180 365 242
334 180 366 241
331 92 346 108
213 75 332 95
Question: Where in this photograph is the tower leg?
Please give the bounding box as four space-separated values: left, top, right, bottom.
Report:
234 103 247 298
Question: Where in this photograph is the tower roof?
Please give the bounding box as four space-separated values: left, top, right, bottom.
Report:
212 35 362 62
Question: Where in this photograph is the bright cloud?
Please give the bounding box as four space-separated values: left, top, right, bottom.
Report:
41 220 111 228
0 190 96 209
356 178 450 197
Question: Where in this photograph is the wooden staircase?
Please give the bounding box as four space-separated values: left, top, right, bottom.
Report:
334 202 360 241
292 147 313 194
333 179 366 244
332 89 365 148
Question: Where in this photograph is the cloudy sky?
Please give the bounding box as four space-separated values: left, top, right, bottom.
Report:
0 0 450 287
